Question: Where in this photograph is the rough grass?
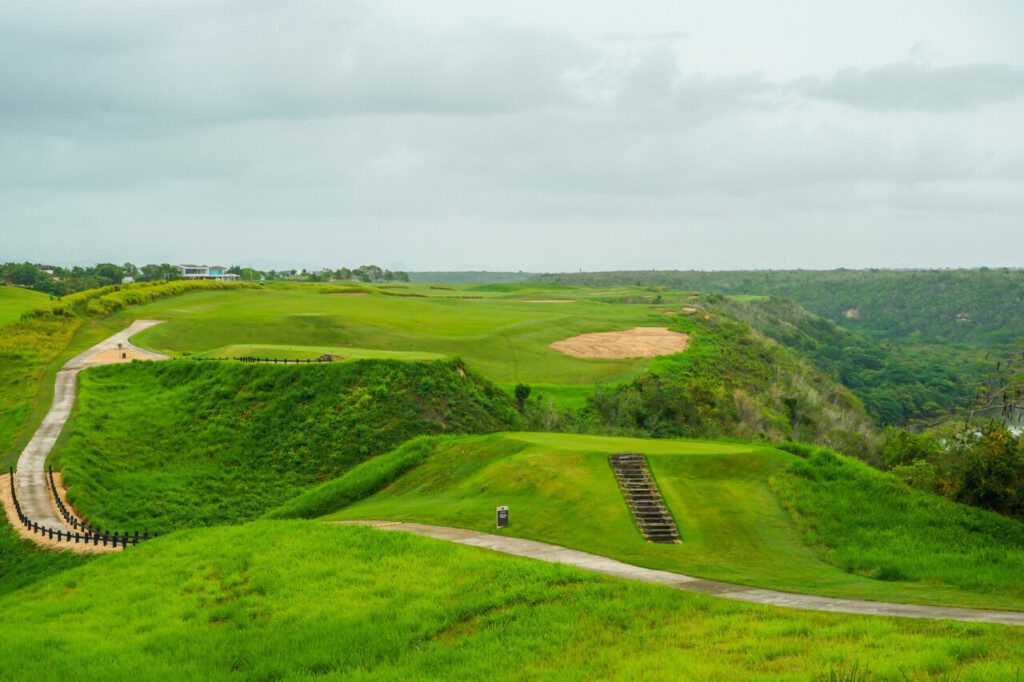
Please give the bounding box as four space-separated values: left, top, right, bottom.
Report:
1 521 1023 681
198 342 445 362
771 445 1024 596
308 432 1024 610
55 360 520 532
0 517 89 598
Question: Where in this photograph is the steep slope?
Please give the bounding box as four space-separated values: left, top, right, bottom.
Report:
55 359 520 532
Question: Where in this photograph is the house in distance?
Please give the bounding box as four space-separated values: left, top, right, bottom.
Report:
175 264 241 282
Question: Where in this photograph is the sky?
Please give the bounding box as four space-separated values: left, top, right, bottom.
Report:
2 1 1023 272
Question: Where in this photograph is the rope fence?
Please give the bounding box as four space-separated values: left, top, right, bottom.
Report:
193 355 337 364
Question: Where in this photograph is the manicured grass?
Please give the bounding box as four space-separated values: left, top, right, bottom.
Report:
118 283 677 389
55 360 519 532
0 286 48 325
2 521 1023 680
314 433 1024 611
199 342 446 362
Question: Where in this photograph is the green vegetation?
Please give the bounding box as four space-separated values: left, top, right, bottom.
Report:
114 283 873 453
0 518 89 598
533 268 1024 345
306 433 1024 610
0 280 260 467
1 521 1022 680
0 286 48 325
720 297 974 425
199 343 445 362
57 360 519 532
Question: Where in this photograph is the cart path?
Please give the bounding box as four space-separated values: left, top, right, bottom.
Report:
339 520 1024 627
14 320 167 531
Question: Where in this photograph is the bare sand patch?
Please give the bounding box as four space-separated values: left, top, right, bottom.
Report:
85 348 158 364
682 306 700 313
661 311 680 316
518 299 575 303
550 327 690 359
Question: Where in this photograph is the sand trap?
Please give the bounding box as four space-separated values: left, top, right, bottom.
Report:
327 292 369 296
682 306 699 313
85 349 158 364
519 299 575 303
550 327 690 359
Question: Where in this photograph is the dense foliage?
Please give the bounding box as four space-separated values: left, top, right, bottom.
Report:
532 268 1024 346
58 359 520 531
881 423 1024 519
720 297 974 425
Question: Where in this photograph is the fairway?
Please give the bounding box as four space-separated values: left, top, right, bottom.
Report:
319 432 1024 611
0 286 48 325
115 283 700 399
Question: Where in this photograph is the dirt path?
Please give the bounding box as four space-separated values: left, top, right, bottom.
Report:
340 521 1024 627
13 320 167 533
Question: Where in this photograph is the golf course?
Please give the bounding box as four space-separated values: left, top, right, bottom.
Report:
2 278 1024 680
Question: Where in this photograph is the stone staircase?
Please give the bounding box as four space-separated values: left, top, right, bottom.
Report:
609 453 681 544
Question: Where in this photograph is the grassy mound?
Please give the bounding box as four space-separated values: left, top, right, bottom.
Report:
291 433 1024 610
2 521 1023 680
0 286 48 325
56 359 520 532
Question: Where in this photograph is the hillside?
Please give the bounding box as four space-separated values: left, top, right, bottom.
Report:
55 359 520 532
113 283 876 454
279 433 1024 611
531 269 1024 346
2 521 1022 680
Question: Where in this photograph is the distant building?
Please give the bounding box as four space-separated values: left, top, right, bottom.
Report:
176 265 241 282
122 276 135 284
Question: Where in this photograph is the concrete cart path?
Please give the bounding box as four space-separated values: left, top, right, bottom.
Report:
15 320 167 531
340 520 1024 627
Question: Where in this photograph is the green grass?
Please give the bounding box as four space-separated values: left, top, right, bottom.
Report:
118 283 682 390
0 517 89 598
55 359 520 532
198 342 446 362
2 521 1023 680
308 432 1024 611
0 286 48 324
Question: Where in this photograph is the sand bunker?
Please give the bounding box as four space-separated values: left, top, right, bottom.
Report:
519 299 575 303
85 349 158 364
550 327 690 359
327 292 369 296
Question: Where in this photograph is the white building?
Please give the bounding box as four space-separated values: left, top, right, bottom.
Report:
176 265 241 282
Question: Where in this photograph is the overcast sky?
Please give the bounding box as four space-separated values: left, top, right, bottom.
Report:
2 1 1023 271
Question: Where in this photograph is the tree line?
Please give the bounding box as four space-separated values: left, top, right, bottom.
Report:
1 262 409 295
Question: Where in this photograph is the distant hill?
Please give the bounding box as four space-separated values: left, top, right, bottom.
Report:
531 269 1024 346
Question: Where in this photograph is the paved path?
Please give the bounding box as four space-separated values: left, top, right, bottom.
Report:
341 521 1024 627
15 321 167 531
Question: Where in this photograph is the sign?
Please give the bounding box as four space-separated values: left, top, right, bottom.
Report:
496 505 509 528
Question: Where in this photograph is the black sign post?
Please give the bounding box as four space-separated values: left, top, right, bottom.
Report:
496 505 509 529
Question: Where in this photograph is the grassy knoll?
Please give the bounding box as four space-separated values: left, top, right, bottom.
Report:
2 521 1023 680
301 433 1024 610
55 360 519 532
0 286 48 324
0 517 89 598
199 342 445 362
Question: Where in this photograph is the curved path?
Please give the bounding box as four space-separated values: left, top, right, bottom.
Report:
341 521 1024 627
15 320 167 531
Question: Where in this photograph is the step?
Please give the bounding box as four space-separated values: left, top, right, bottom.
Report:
609 452 682 544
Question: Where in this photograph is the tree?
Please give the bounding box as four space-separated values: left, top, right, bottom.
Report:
514 384 532 412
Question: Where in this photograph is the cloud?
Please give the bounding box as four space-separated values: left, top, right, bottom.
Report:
795 62 1024 111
